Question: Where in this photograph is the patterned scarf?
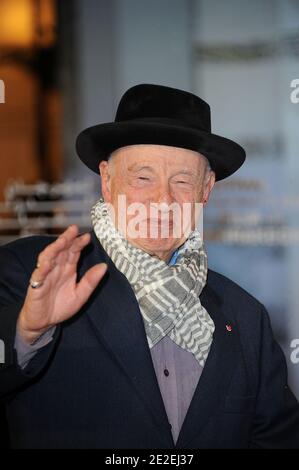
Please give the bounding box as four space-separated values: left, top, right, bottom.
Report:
91 199 215 366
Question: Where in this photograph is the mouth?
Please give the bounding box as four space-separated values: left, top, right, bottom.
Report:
147 219 174 226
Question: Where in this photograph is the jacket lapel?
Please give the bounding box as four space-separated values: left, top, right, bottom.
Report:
82 233 174 447
175 282 238 448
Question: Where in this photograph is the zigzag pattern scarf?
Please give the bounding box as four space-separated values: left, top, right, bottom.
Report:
91 199 215 366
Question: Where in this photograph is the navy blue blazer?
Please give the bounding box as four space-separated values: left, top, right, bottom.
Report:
0 232 298 449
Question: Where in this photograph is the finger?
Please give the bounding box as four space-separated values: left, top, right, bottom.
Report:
57 224 79 247
28 258 54 294
55 230 89 266
75 263 108 307
27 228 81 296
38 225 79 266
67 232 91 266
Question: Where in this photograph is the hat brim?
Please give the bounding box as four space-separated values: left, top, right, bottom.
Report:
76 121 246 181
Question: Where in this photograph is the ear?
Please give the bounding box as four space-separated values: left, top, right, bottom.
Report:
99 161 112 202
203 171 216 206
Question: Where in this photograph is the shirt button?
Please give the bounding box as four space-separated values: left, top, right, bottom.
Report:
164 369 169 377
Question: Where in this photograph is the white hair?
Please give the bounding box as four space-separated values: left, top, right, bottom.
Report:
107 152 116 176
199 154 214 186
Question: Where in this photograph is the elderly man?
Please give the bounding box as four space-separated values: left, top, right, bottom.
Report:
0 84 298 449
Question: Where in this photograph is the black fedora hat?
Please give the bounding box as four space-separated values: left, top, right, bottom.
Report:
76 84 246 181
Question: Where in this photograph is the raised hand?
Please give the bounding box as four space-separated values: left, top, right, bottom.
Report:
17 225 107 344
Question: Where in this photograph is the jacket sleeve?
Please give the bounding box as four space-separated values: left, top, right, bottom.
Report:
250 305 299 449
0 243 60 403
14 326 57 369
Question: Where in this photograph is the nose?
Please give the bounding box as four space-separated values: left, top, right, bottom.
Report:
155 184 174 206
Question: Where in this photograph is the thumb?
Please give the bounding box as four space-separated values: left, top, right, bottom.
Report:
76 263 108 305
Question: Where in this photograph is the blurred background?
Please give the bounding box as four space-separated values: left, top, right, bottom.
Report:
0 0 299 442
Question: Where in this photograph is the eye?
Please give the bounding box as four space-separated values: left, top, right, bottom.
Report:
138 176 150 181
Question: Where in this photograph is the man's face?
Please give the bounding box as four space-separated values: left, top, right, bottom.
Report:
99 144 215 260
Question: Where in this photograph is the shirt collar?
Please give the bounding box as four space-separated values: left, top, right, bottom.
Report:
168 249 179 265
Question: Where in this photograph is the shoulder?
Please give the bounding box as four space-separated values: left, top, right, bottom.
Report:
0 235 60 303
2 234 57 252
207 268 263 308
0 235 58 274
206 268 267 326
0 230 97 275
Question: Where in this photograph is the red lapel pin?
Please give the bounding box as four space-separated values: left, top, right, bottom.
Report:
226 324 232 332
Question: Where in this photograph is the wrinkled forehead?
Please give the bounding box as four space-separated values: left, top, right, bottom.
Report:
108 144 208 172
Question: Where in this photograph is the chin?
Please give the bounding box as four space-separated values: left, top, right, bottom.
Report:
134 237 181 255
